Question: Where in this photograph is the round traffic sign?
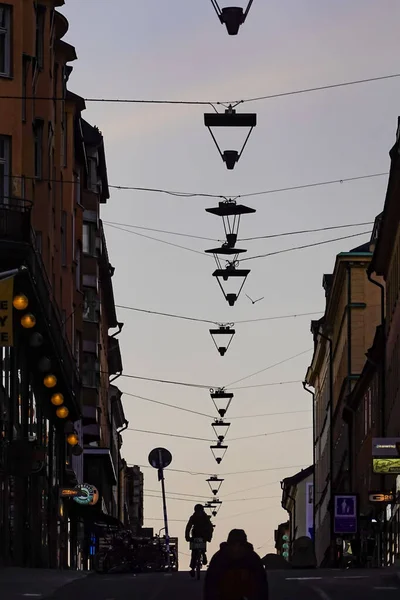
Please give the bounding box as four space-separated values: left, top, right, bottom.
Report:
148 447 172 470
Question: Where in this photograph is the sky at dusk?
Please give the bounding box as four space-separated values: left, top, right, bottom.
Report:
61 0 400 561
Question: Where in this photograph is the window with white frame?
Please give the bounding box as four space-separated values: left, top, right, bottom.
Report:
83 222 96 255
0 4 11 77
0 135 10 203
83 288 98 322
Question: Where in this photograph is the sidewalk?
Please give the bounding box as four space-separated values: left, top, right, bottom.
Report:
0 567 90 600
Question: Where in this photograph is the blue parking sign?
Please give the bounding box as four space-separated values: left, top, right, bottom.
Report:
334 494 358 534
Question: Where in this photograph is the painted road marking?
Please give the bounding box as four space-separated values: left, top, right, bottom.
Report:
373 587 398 590
21 595 42 597
286 577 323 580
333 575 369 579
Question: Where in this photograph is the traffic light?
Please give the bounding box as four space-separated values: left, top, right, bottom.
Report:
282 534 290 560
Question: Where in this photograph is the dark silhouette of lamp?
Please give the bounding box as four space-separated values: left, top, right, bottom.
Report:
209 324 236 356
204 105 257 169
212 419 231 442
210 0 254 35
207 475 224 496
210 388 234 417
210 442 228 464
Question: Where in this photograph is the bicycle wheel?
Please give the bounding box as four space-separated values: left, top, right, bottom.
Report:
196 552 201 580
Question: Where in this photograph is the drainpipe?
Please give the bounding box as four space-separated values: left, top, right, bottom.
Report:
317 330 334 564
303 382 316 549
367 270 386 566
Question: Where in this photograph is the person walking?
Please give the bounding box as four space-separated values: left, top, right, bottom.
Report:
203 529 269 600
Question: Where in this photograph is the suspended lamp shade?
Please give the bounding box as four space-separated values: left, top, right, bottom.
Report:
67 433 79 446
204 106 257 170
13 294 29 310
56 406 69 419
21 313 36 329
207 475 224 496
44 374 57 388
210 442 228 464
210 389 234 418
212 265 250 307
212 419 231 442
209 325 236 357
210 0 254 35
51 393 64 406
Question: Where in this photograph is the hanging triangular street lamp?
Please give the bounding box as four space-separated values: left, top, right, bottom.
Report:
205 199 256 249
208 498 223 517
209 324 236 357
213 261 250 307
210 441 228 464
204 105 257 170
212 505 222 517
207 475 224 496
210 388 234 418
210 0 254 35
212 419 231 442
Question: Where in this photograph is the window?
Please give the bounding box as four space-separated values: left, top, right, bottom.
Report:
0 135 10 202
75 243 81 290
82 353 98 388
61 112 67 167
53 63 58 122
82 222 96 255
22 55 30 121
33 120 44 179
47 122 54 184
87 157 98 192
35 5 45 70
0 4 11 77
74 173 81 205
83 288 98 322
75 332 81 370
61 211 67 266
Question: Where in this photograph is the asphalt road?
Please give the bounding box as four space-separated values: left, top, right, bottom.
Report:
1 568 399 600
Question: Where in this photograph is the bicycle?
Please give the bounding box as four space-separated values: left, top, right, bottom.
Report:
190 537 207 580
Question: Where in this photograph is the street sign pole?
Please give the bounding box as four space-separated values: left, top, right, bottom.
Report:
158 464 171 572
149 447 173 574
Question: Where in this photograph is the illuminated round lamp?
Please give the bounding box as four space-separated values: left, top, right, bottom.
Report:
29 332 43 347
38 357 52 373
56 406 69 419
44 374 57 388
13 294 29 310
67 433 79 446
21 313 36 329
51 393 64 406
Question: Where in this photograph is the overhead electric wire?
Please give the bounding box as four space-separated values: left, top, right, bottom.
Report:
121 390 214 419
225 348 312 388
7 171 388 202
126 427 212 442
115 303 322 327
103 221 219 242
2 71 399 104
134 463 306 477
228 426 312 441
231 380 303 390
127 425 311 443
240 231 371 262
224 480 282 497
145 489 210 499
239 221 375 242
118 372 214 389
105 223 209 258
229 408 311 420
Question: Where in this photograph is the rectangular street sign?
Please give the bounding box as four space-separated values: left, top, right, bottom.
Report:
372 438 400 457
334 494 358 534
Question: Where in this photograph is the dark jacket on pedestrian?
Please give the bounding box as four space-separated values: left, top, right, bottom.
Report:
185 511 214 542
204 531 268 600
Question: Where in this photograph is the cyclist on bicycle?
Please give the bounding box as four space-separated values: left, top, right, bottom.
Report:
204 529 268 600
185 504 214 577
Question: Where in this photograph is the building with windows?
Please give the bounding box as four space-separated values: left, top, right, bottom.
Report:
0 1 127 569
124 465 144 535
367 119 400 566
304 231 381 566
281 466 314 553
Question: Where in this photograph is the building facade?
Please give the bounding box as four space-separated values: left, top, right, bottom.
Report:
124 465 144 535
368 120 400 566
281 466 314 552
305 236 381 566
0 1 127 569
